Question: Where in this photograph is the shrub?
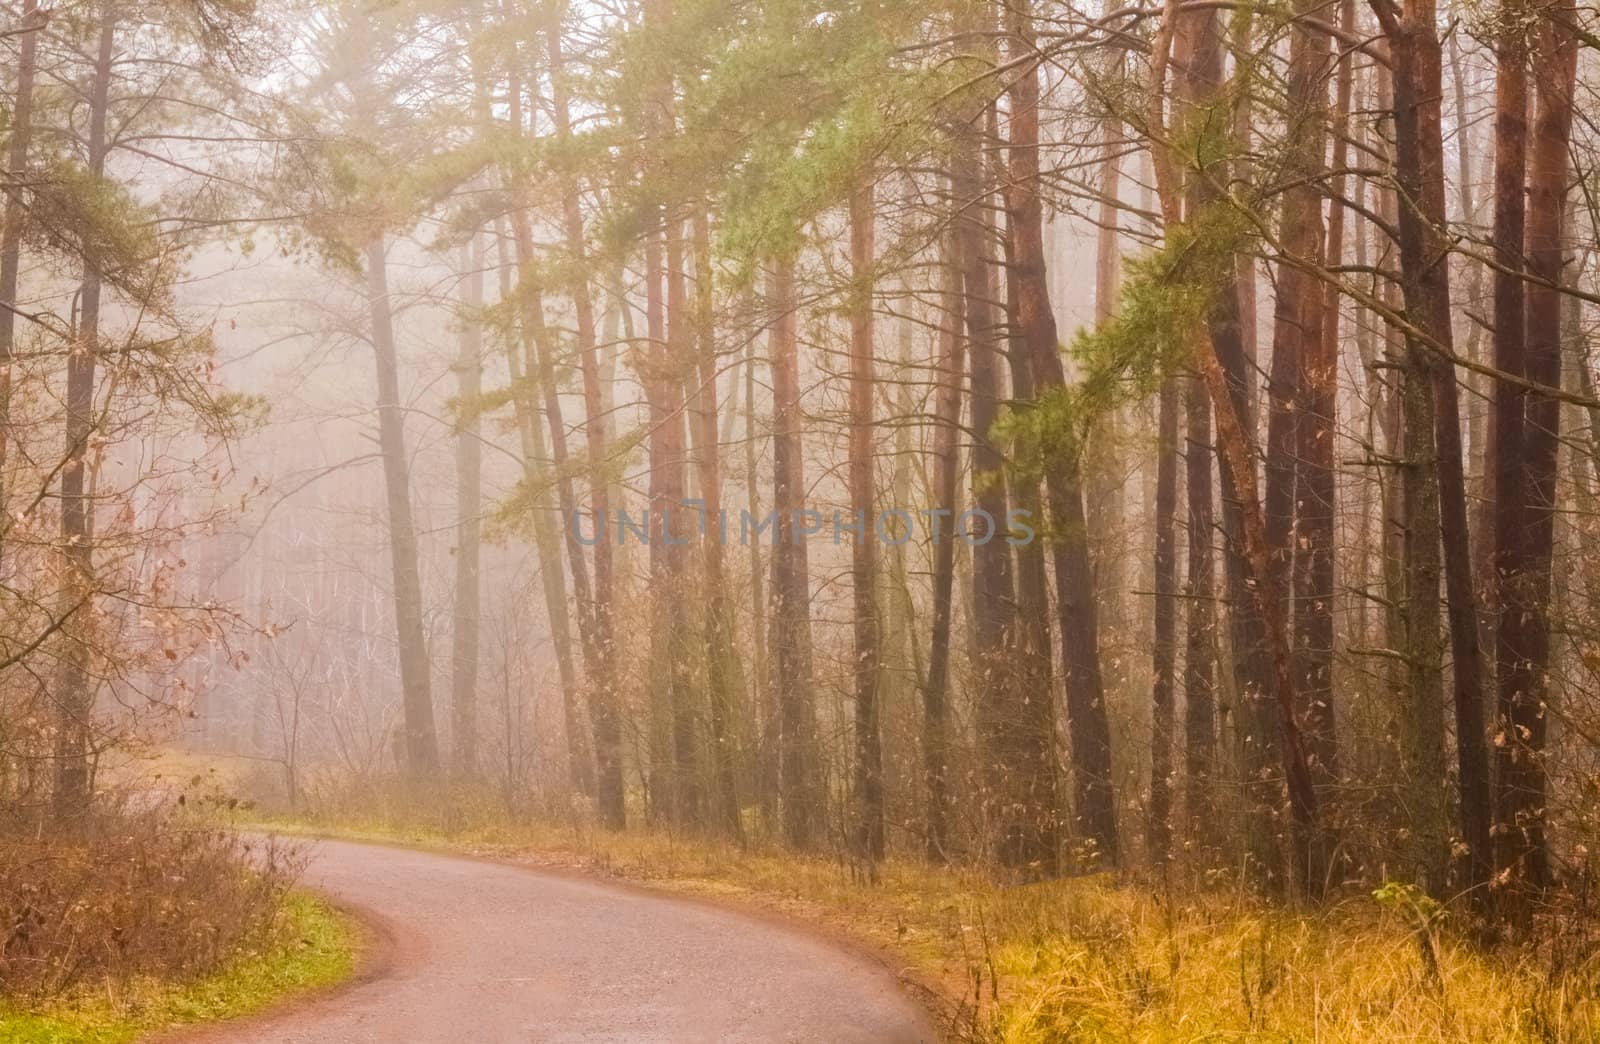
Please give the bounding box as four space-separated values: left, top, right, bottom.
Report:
0 808 300 1002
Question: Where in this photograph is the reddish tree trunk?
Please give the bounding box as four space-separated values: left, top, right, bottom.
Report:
1263 0 1332 893
1372 0 1496 909
1293 0 1355 788
1005 0 1114 867
768 257 820 849
547 14 625 827
1494 7 1576 924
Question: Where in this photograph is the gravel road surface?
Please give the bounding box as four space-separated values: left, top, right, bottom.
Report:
174 837 937 1044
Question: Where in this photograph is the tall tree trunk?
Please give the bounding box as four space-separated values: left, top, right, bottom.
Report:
665 214 700 825
1005 216 1059 876
1152 0 1320 893
1368 56 1412 772
547 11 625 826
769 256 819 848
1494 7 1577 925
1229 2 1260 425
956 101 1022 862
1177 2 1283 890
1294 0 1354 790
1005 0 1111 868
747 326 776 830
1196 287 1323 898
521 252 602 797
922 220 965 863
1148 376 1180 864
365 237 440 780
495 233 588 797
0 0 42 537
451 234 484 778
1400 320 1450 891
1488 0 1529 660
54 9 117 821
1182 372 1217 846
1176 12 1218 857
1262 0 1331 892
503 76 593 800
1085 58 1126 640
1375 21 1451 895
885 312 923 848
1450 36 1493 619
847 182 885 865
691 210 742 841
505 49 605 794
1372 0 1495 908
641 205 696 826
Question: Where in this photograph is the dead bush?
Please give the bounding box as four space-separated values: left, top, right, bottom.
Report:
0 808 301 1001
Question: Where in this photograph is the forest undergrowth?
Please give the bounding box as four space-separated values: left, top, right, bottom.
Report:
0 803 356 1044
225 771 1600 1043
0 893 353 1044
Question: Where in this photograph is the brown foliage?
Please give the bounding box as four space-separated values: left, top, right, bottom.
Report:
0 809 298 1000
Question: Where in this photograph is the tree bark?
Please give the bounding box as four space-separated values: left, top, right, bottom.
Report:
0 0 42 537
769 256 819 849
847 182 885 865
502 74 594 800
922 220 965 863
1494 6 1576 925
546 12 625 827
365 236 440 781
641 206 697 826
1005 224 1060 877
1085 59 1126 639
955 102 1022 861
691 210 743 842
1293 0 1354 789
1400 315 1450 891
1152 0 1320 893
451 234 484 778
666 216 701 825
1371 0 1495 908
747 324 776 830
1177 1 1282 890
1005 0 1113 868
55 9 117 821
1182 372 1217 846
1149 376 1180 864
1262 0 1331 892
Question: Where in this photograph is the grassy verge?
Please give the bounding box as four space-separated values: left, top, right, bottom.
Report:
243 811 1597 1042
0 892 356 1044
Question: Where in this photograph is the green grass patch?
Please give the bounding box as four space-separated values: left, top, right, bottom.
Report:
0 892 356 1044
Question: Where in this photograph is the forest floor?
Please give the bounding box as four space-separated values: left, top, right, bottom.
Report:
0 893 355 1044
228 805 1598 1043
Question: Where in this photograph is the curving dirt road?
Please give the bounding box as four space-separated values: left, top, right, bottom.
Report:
177 838 938 1044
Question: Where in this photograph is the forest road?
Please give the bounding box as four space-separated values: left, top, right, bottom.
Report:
170 837 939 1044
